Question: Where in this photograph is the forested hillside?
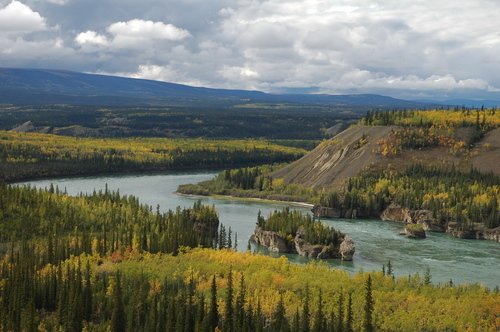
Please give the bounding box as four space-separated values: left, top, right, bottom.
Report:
0 131 305 182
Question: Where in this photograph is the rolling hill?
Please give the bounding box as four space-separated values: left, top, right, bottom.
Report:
0 67 429 107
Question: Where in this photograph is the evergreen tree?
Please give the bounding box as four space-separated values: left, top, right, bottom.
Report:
345 292 353 332
363 275 374 332
209 275 219 331
111 273 126 332
312 289 324 332
224 269 234 332
271 293 289 332
255 299 264 332
292 307 300 332
301 286 310 332
83 261 93 322
386 260 393 277
235 274 246 330
228 227 232 249
424 268 432 285
337 290 344 332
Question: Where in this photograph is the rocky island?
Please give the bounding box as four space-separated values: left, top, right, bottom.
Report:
250 208 355 260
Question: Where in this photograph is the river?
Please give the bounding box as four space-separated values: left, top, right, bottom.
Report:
19 171 500 288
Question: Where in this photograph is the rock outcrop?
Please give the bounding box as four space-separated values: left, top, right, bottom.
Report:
311 205 341 218
446 222 476 239
380 203 445 232
380 203 408 222
339 236 355 261
404 224 426 239
404 210 444 232
483 227 500 242
311 205 367 219
250 226 290 252
294 227 339 259
446 223 500 242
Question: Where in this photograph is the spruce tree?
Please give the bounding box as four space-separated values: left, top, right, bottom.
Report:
292 307 300 332
209 275 219 331
386 260 393 277
111 273 126 332
272 293 288 332
424 268 431 285
255 299 264 332
312 289 324 332
301 285 310 332
83 261 93 322
337 290 344 332
363 275 374 332
235 274 246 330
224 269 234 332
345 292 353 332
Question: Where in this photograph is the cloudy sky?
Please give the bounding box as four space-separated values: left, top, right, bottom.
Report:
1 0 499 100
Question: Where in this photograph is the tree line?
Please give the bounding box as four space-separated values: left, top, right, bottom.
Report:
0 131 306 182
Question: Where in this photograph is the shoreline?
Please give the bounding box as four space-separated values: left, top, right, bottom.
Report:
176 192 315 208
177 192 500 243
9 168 220 185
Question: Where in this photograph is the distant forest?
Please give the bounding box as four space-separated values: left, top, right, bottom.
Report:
0 131 306 182
0 105 356 140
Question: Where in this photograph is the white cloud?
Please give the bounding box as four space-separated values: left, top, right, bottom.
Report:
128 64 178 82
74 19 191 51
75 30 108 46
219 65 259 80
107 19 191 48
0 35 72 60
109 64 206 87
44 0 69 4
0 1 46 33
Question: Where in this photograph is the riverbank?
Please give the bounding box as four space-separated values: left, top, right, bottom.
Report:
17 171 500 287
178 188 500 243
177 192 314 209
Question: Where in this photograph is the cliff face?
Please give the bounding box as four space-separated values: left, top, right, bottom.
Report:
311 205 372 219
251 226 355 260
446 223 500 242
381 203 445 232
250 227 291 252
381 204 500 242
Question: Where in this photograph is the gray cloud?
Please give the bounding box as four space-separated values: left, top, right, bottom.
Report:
1 0 500 100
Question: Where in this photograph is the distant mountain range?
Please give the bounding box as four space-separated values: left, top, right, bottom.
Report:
0 68 430 108
415 99 500 108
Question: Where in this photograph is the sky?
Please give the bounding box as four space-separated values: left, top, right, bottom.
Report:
0 0 499 100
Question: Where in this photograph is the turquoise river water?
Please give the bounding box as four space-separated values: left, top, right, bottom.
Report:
19 171 500 288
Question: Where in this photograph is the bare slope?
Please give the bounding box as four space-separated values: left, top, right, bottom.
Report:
472 127 500 174
272 124 500 190
272 125 394 189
